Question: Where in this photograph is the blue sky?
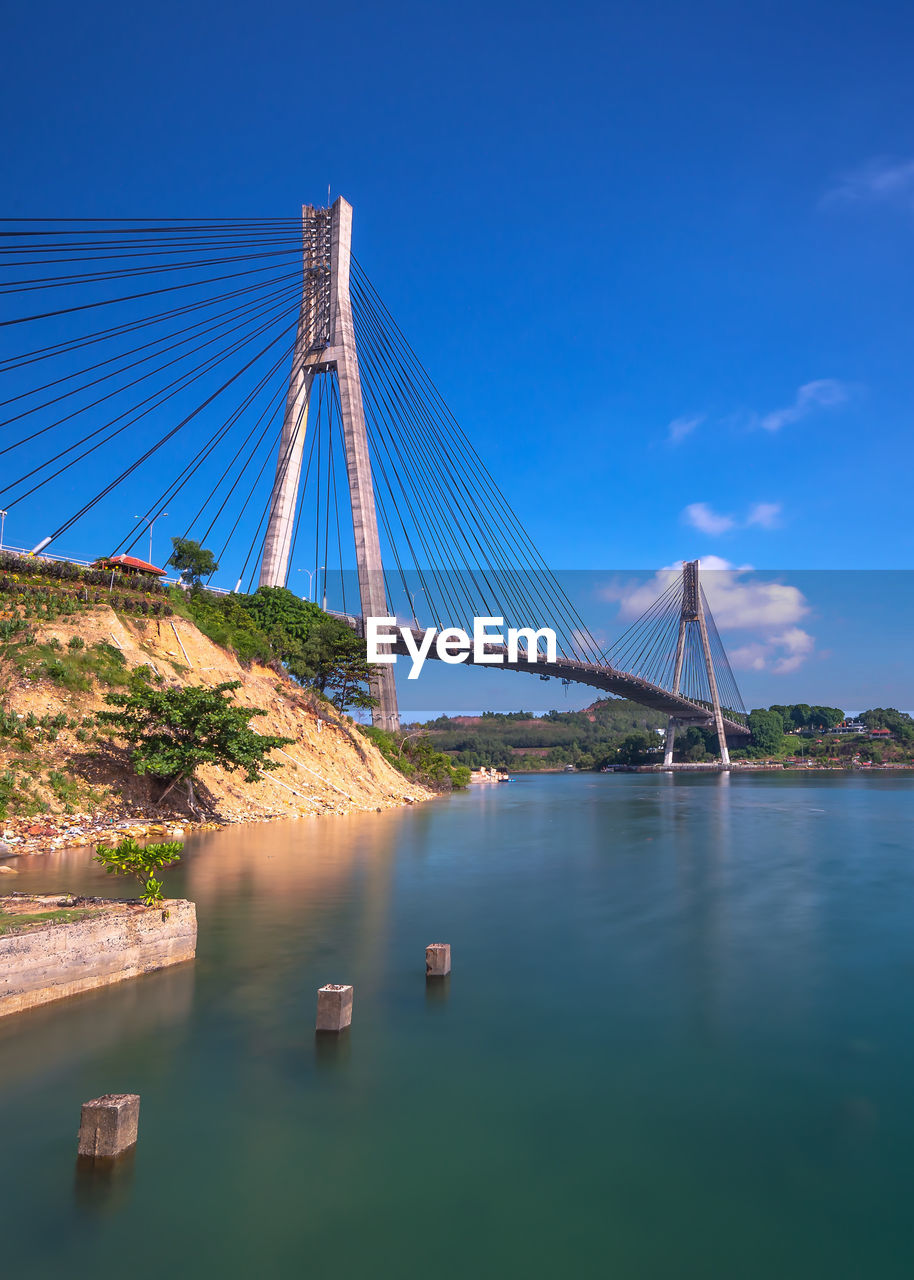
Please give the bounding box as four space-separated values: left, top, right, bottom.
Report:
1 0 912 712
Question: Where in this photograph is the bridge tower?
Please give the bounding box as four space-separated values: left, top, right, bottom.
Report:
662 560 731 769
258 198 399 732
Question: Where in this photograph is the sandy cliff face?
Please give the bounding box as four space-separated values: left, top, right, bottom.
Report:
0 606 427 850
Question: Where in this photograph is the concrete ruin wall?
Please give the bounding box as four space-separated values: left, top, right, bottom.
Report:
0 898 197 1017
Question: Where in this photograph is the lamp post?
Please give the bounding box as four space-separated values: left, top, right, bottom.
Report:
135 511 168 565
407 587 426 628
297 566 324 602
0 509 7 552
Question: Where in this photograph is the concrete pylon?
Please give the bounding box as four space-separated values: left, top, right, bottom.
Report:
258 198 399 731
662 560 730 769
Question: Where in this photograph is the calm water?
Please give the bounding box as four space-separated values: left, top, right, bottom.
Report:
2 772 914 1278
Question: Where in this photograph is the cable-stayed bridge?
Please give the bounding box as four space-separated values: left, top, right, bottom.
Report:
0 201 749 763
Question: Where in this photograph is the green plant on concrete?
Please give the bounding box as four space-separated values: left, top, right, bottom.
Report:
97 677 293 813
94 836 184 907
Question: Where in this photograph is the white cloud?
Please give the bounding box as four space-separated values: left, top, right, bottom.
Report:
824 157 914 207
759 379 849 432
681 500 783 536
728 642 769 671
668 379 850 444
770 626 815 674
667 413 704 444
683 502 736 535
600 558 815 674
745 501 782 529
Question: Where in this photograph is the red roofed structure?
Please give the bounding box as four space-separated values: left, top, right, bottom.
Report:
96 554 167 577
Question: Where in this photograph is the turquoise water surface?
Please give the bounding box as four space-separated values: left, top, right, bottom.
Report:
1 772 913 1278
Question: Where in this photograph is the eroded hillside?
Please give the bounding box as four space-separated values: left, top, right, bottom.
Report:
0 602 428 853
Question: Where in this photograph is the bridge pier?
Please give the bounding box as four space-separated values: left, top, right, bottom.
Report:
663 719 678 768
257 197 399 732
662 562 732 768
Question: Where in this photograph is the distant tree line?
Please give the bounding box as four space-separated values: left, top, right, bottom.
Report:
740 704 914 761
421 699 669 771
421 699 914 770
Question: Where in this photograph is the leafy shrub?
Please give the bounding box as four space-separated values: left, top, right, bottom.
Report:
360 726 470 791
94 836 184 907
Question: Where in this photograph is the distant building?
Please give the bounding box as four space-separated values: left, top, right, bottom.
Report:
828 721 866 735
94 554 167 578
869 728 893 741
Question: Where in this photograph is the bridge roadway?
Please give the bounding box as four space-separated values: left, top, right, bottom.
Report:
327 613 750 740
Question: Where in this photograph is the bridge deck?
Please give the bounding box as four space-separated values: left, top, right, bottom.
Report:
384 630 750 739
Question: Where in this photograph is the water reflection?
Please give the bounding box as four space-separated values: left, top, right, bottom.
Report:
0 961 195 1092
0 774 913 1280
73 1147 137 1216
314 1029 353 1069
425 974 451 1007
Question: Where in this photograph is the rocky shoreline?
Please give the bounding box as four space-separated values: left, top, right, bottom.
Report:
0 796 425 866
0 811 203 865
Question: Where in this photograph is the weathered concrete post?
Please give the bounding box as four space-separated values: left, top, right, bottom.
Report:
77 1094 140 1159
425 943 451 977
316 983 353 1032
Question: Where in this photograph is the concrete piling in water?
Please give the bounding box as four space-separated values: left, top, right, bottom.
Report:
316 984 353 1032
425 943 451 978
77 1094 140 1160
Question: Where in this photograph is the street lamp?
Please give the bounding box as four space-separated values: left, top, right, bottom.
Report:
135 511 168 565
297 566 325 602
407 587 426 627
297 567 316 601
0 510 7 552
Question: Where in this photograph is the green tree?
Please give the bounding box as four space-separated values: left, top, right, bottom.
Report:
616 731 656 765
238 587 375 713
168 537 219 587
747 708 787 757
98 677 293 813
94 836 183 907
768 705 793 733
361 726 470 790
857 708 914 744
789 703 812 730
809 705 845 730
678 725 714 761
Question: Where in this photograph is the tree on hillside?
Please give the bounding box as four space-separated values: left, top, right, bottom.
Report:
747 708 787 757
168 537 219 588
809 705 845 730
789 703 812 730
237 587 376 713
858 707 914 744
238 585 324 643
768 705 793 733
312 624 378 713
98 677 292 814
678 725 716 761
616 731 656 765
